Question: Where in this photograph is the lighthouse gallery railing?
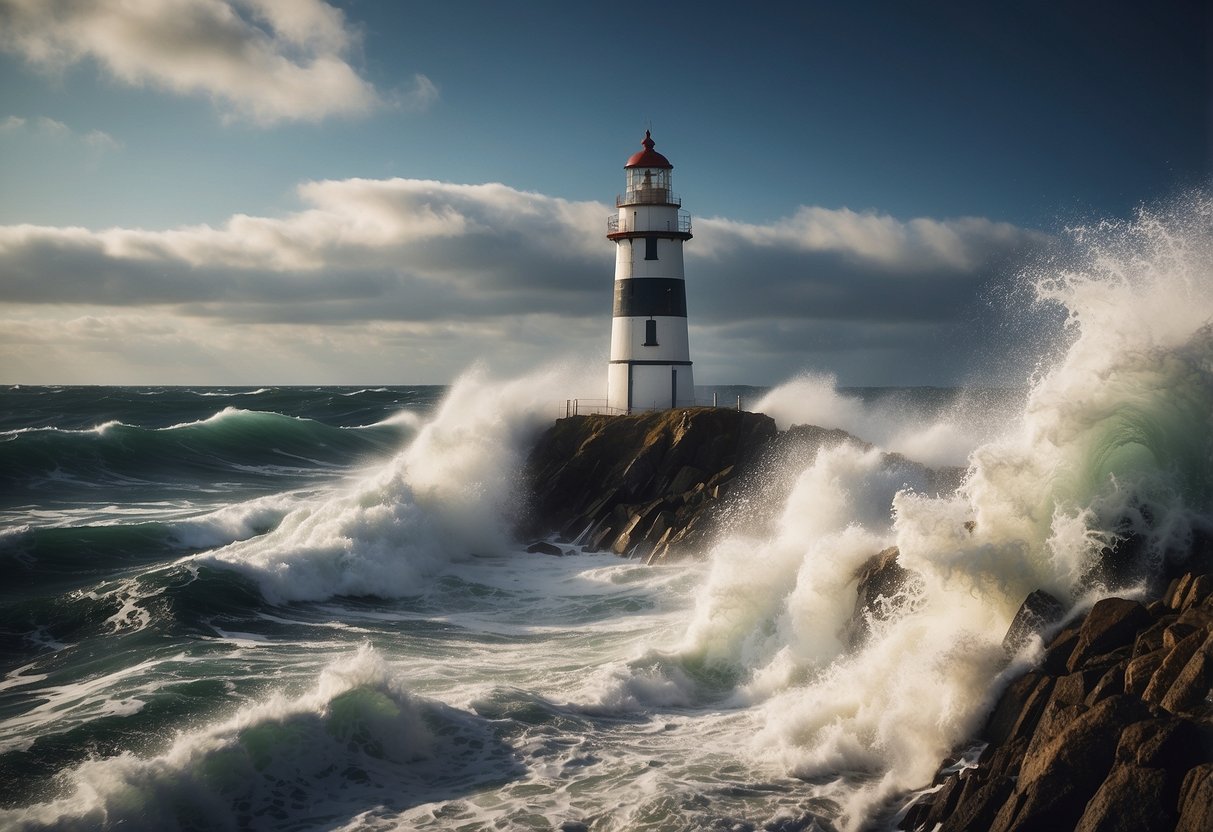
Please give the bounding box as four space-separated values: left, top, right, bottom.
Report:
616 189 681 207
606 213 692 234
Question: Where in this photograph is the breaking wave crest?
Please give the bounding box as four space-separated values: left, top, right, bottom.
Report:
201 364 581 603
1 646 516 832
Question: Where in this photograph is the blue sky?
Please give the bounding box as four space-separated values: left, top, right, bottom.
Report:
0 1 1209 387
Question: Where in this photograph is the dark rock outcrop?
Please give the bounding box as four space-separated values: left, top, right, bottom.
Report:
842 547 924 649
1002 589 1067 655
901 571 1213 832
519 408 781 562
525 540 565 556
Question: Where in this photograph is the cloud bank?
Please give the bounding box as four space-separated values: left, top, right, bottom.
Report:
0 177 1050 385
0 0 400 124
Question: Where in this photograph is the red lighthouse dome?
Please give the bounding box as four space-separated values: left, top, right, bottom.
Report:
625 131 672 169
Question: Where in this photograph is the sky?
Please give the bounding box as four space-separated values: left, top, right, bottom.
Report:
0 0 1209 389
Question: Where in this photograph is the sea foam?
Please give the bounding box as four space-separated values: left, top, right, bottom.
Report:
201 363 583 603
0 646 512 832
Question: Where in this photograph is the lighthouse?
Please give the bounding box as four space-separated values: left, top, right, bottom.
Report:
606 131 695 413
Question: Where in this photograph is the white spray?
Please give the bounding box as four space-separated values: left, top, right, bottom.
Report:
678 194 1213 828
200 363 583 603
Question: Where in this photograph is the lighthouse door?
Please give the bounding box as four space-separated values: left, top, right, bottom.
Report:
671 368 677 408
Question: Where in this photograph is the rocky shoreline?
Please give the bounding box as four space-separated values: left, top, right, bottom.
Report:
898 569 1213 832
519 408 1213 831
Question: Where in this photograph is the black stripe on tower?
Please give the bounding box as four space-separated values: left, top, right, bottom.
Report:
613 278 687 318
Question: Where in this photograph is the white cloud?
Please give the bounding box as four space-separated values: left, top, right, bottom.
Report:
0 177 1050 384
696 206 1044 272
0 178 606 301
81 129 122 152
399 74 440 112
0 0 389 124
0 113 122 150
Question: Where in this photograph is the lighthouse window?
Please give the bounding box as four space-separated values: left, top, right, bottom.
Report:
644 237 658 261
643 319 658 346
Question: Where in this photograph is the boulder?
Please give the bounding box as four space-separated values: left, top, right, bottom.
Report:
1124 649 1166 697
982 671 1053 749
997 695 1149 831
1067 598 1152 672
1002 589 1067 655
1131 615 1178 658
842 547 924 649
526 540 565 556
935 774 1016 832
1116 717 1212 772
1085 663 1125 705
1158 630 1213 714
1041 624 1081 675
1179 574 1213 610
1141 629 1206 709
1176 764 1213 832
1072 763 1177 832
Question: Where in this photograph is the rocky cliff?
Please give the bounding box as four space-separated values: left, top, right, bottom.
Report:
518 407 780 562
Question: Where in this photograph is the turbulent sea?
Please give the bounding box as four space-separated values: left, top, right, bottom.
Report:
2 197 1212 831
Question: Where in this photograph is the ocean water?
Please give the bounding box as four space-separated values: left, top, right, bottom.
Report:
1 195 1211 831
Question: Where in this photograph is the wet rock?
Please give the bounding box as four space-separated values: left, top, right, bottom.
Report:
519 408 779 560
998 695 1149 831
1002 589 1067 655
526 541 565 556
1176 764 1213 832
1042 624 1081 675
522 407 961 565
1067 598 1152 672
902 569 1213 832
983 671 1053 748
1072 763 1177 832
934 774 1015 832
842 547 923 649
1158 630 1213 714
902 773 962 831
1141 628 1205 709
1124 649 1166 697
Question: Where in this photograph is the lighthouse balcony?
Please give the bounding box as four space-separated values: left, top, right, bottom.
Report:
607 212 692 237
617 189 681 207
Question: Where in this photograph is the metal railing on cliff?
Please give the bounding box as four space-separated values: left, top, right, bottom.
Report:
561 394 745 418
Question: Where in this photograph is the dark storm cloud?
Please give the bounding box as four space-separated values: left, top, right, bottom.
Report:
688 210 1047 325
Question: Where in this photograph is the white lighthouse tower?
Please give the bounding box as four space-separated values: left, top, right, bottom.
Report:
606 131 695 413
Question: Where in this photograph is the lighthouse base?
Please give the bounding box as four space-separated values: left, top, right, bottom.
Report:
607 362 695 413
